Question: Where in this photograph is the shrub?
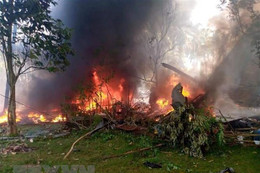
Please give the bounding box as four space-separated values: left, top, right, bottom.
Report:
156 105 224 158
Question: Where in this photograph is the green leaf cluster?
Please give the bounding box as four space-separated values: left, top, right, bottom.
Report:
0 0 74 74
157 105 224 158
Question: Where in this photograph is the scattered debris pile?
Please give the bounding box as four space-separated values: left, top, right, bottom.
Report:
224 117 260 146
62 83 225 159
1 143 32 155
0 124 70 144
0 125 8 136
63 100 153 134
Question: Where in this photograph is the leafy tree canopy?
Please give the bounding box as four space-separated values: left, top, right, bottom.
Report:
0 0 74 79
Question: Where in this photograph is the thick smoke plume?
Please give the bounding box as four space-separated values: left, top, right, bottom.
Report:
1 0 259 119
19 0 172 113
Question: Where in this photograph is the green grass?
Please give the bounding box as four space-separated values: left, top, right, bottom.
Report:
0 129 260 173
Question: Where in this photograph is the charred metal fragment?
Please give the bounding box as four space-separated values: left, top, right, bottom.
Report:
162 63 197 83
171 83 186 110
162 62 207 107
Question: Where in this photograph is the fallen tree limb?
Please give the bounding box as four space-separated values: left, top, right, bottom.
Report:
63 122 109 160
102 143 164 160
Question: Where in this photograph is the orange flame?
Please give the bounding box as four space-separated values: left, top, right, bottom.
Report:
52 114 67 123
0 109 66 124
156 98 169 109
0 110 21 124
27 113 66 124
28 113 47 124
74 70 128 112
0 110 8 124
182 89 190 97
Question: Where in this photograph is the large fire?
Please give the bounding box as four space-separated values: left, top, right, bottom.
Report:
0 70 127 124
0 110 66 124
0 71 202 124
73 70 130 112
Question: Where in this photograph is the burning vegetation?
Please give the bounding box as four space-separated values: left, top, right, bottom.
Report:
70 70 131 113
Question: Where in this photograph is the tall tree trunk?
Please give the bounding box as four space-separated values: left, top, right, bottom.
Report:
6 0 17 135
6 39 17 135
8 81 17 135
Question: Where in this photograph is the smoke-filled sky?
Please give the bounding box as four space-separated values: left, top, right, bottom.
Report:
0 0 260 118
1 0 173 112
1 0 196 112
26 0 170 111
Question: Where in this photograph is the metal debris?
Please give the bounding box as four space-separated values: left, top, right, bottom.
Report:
219 167 235 173
143 161 162 169
171 83 186 110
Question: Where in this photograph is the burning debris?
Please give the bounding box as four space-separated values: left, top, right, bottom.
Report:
162 63 260 148
151 81 225 158
60 77 225 159
62 69 133 115
171 83 186 110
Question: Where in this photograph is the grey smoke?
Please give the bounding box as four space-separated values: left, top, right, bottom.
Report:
20 0 171 113
8 0 260 119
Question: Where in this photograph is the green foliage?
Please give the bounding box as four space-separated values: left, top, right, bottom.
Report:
1 126 260 173
219 0 260 66
137 135 153 148
99 133 115 142
0 0 74 75
166 163 179 172
157 105 224 158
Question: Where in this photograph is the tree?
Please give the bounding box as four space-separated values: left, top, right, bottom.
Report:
219 0 260 65
139 0 176 87
0 0 73 135
136 0 179 107
219 0 259 33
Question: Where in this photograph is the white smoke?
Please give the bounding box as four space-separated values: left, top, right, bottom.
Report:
0 56 6 112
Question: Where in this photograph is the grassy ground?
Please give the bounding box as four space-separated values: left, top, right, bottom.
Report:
0 126 260 173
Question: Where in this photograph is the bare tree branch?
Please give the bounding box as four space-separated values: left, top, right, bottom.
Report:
135 75 156 84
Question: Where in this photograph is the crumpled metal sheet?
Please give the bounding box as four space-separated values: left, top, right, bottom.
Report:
171 83 185 110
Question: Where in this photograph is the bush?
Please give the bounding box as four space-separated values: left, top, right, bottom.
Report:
156 105 224 158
